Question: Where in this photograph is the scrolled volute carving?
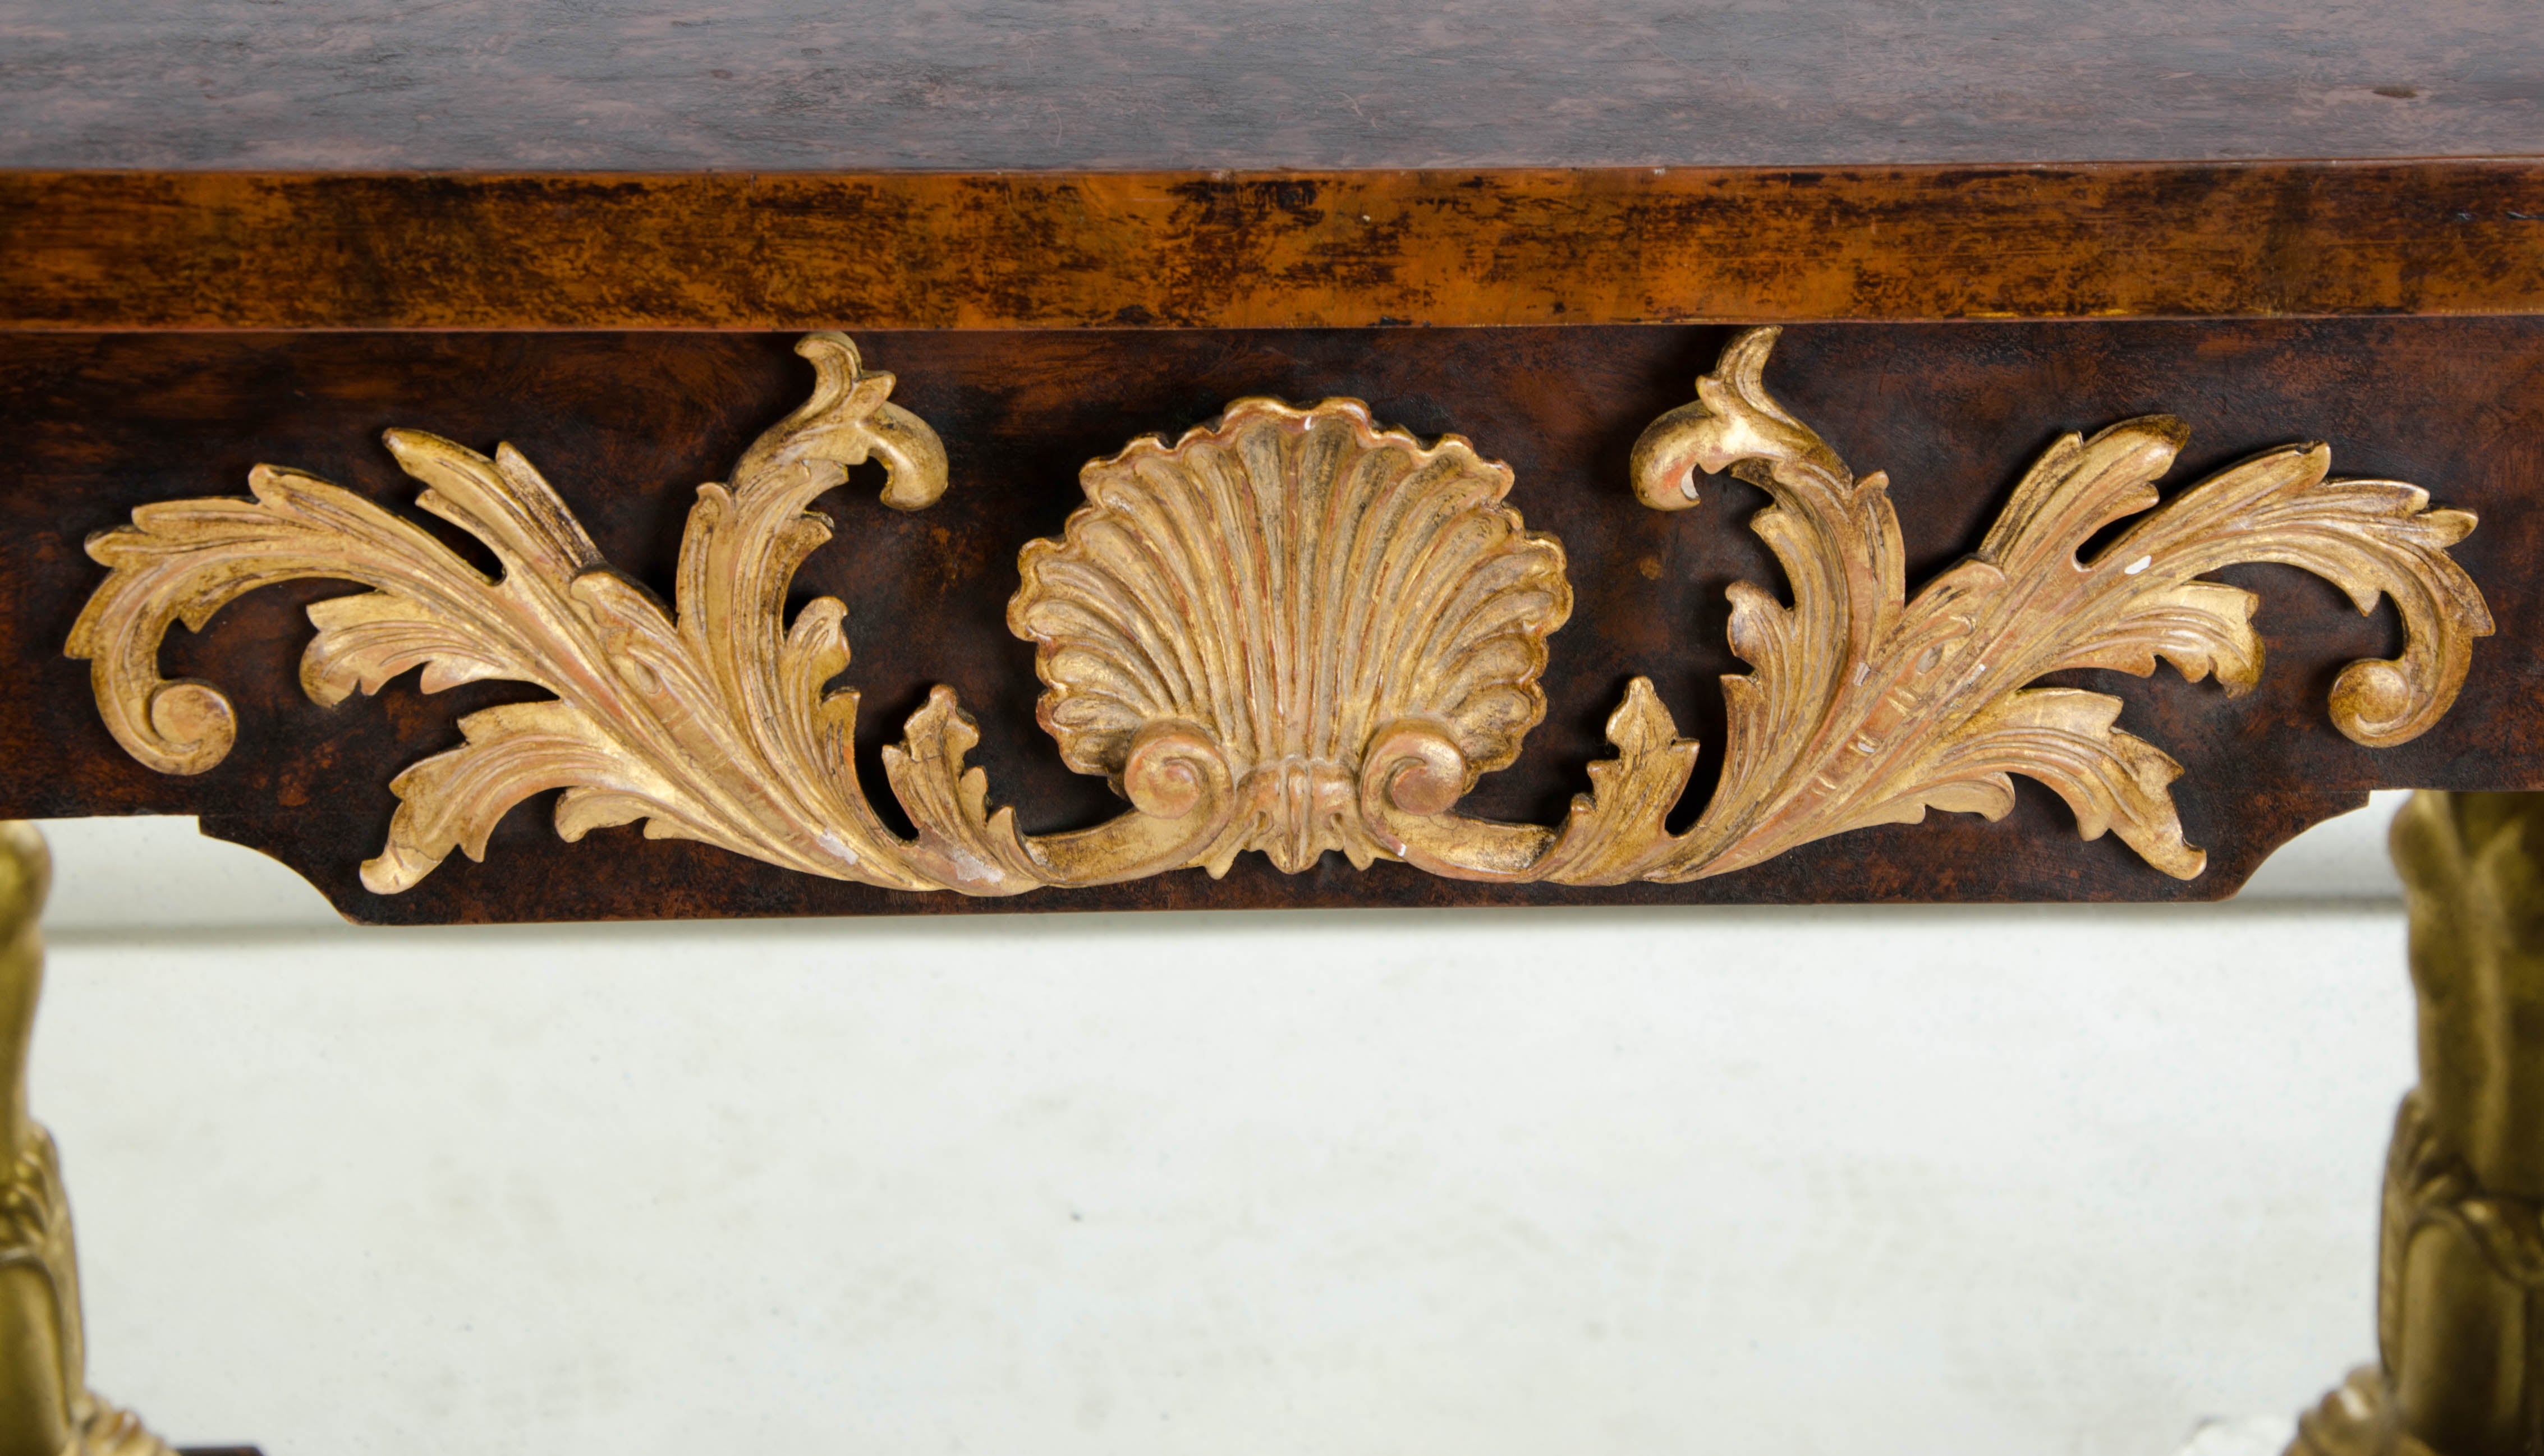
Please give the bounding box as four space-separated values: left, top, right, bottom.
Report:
66 329 2492 895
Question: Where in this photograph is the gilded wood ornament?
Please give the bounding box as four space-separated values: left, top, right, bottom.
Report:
66 330 2492 895
1011 398 1572 878
0 824 175 1456
1605 328 2492 883
2287 792 2544 1456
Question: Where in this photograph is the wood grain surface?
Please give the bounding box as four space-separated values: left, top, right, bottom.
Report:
3 0 2537 171
3 320 2537 921
22 162 2544 330
13 162 2544 330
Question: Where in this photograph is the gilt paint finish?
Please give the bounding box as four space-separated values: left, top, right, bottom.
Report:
5 319 2544 922
0 823 176 1456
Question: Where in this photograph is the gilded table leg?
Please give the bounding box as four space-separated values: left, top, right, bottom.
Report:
2292 792 2544 1456
0 823 172 1456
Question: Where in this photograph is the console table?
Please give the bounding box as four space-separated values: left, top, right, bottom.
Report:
4 3 2543 1451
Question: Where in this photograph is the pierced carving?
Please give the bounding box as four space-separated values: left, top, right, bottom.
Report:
66 329 2492 897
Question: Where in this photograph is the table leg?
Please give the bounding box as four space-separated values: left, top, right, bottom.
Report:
0 822 173 1456
2292 792 2544 1456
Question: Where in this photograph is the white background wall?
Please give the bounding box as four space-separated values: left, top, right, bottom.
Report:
23 800 2419 1455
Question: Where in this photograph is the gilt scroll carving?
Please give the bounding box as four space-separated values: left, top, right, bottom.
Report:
66 329 2493 896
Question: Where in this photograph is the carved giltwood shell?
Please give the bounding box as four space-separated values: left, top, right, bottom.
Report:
1008 398 1573 874
65 329 2489 898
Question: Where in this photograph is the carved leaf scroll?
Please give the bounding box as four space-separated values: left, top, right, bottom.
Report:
70 335 1044 896
1562 327 2491 883
67 329 2492 897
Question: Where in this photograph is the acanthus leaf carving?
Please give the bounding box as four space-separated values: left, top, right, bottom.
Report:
1596 327 2492 883
70 334 1012 895
66 328 2494 897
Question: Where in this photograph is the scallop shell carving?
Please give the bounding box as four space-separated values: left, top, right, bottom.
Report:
1008 398 1573 874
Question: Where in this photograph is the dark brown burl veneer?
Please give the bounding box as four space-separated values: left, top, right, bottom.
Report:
2 320 2537 921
